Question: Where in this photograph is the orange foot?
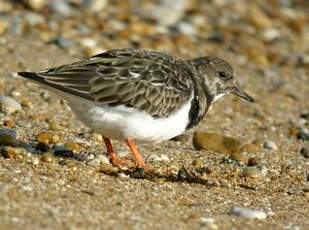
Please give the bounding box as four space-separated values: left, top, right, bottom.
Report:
109 154 131 168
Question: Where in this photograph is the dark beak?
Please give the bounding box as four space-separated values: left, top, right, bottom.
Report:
231 86 254 102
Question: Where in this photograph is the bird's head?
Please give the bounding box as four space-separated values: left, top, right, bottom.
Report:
191 56 254 103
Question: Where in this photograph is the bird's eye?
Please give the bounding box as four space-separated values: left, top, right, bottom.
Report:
218 71 228 79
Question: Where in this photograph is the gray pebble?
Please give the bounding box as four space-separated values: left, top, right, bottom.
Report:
263 140 278 150
229 207 267 219
0 128 18 146
0 95 22 114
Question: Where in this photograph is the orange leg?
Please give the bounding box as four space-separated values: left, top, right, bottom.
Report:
103 137 129 167
126 138 146 168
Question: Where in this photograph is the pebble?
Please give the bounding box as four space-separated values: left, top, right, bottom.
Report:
248 157 259 166
200 218 218 229
193 131 242 154
303 184 309 193
229 152 248 164
262 28 281 42
86 154 109 166
242 166 268 180
65 141 80 152
48 119 63 131
2 146 26 159
0 128 18 146
300 148 309 158
36 132 60 145
25 0 47 11
300 112 309 120
41 152 54 163
297 128 309 141
32 157 40 165
229 207 267 219
263 140 278 150
35 142 50 152
52 37 76 48
3 119 15 128
148 154 170 162
82 0 107 13
48 1 73 16
0 95 22 114
53 146 74 158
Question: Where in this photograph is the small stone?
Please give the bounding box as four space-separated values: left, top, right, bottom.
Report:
20 98 32 108
230 152 248 164
303 184 309 193
32 157 40 165
192 159 204 168
262 28 281 42
36 132 60 145
41 152 54 163
25 0 47 11
248 157 259 166
48 119 63 131
86 153 95 161
0 128 18 146
263 140 278 150
53 146 74 158
3 119 15 128
2 146 27 160
0 95 22 114
242 166 267 180
193 131 242 154
87 154 109 166
300 112 309 120
48 1 73 16
82 0 107 13
200 218 218 229
148 154 170 162
52 37 76 48
35 142 50 152
229 207 267 219
65 141 80 152
91 133 103 142
297 128 309 141
300 148 309 158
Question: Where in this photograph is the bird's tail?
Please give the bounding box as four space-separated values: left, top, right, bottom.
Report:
17 72 45 83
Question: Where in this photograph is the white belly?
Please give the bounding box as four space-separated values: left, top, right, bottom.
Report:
68 96 192 143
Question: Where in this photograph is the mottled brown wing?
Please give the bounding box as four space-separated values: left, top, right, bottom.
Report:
35 49 193 118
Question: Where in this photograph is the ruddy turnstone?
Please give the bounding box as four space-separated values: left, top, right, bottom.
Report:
18 48 254 168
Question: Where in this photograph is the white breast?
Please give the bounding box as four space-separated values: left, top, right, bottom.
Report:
68 95 193 143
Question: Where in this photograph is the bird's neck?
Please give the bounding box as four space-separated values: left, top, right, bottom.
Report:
183 60 213 129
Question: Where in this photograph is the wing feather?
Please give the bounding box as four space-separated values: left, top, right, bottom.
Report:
30 49 193 117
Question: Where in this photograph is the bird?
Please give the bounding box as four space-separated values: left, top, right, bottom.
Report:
18 48 254 169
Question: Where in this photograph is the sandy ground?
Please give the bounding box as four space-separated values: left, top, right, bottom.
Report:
0 34 307 230
0 1 309 229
